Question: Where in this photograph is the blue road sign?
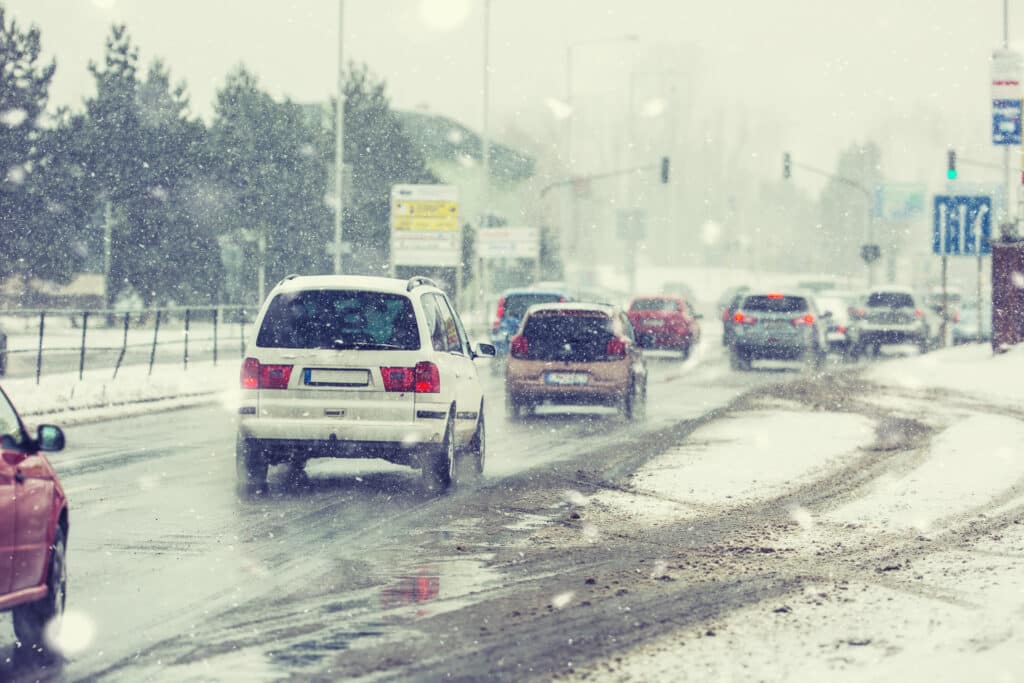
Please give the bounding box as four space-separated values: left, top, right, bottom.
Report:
992 99 1022 145
932 195 992 256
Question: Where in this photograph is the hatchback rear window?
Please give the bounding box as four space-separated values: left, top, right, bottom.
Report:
741 295 807 313
867 292 915 309
503 293 566 320
257 290 420 350
630 298 681 312
521 311 614 362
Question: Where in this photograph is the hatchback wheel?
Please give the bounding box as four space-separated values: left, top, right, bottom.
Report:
14 525 67 656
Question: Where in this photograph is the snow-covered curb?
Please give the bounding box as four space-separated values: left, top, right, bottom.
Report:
1 360 238 427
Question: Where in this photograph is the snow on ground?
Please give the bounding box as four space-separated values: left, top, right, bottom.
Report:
593 410 874 524
828 414 1024 534
1 359 238 426
573 343 1024 682
866 342 1024 409
574 523 1024 683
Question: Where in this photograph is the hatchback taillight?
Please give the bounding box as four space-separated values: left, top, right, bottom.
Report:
510 335 529 358
606 337 627 357
733 311 757 325
791 314 815 327
241 357 293 389
914 309 923 318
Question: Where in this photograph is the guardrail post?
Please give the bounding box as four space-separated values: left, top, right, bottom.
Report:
35 311 45 385
113 312 129 379
183 308 190 370
212 308 219 366
148 310 161 376
78 311 89 380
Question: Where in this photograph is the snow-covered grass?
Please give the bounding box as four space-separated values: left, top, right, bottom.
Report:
1 359 239 426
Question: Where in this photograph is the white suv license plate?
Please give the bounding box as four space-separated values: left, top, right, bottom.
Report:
545 371 589 386
304 368 370 387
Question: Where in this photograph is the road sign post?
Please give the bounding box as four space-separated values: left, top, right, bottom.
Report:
933 194 993 346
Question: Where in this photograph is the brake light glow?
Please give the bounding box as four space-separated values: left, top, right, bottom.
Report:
510 334 529 359
733 311 757 325
381 367 416 392
606 337 627 357
492 297 506 332
241 357 293 389
414 361 441 393
792 314 815 327
767 293 784 300
914 309 923 318
837 325 847 334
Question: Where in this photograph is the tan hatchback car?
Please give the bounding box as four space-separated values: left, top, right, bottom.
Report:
505 303 647 420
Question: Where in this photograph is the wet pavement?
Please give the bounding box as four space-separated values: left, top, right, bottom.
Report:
0 333 810 681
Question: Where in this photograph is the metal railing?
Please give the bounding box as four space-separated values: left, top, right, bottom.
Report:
0 305 257 384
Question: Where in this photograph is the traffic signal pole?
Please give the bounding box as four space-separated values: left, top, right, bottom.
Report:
781 155 876 287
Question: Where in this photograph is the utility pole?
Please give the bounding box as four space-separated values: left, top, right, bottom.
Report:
333 0 345 275
480 0 492 313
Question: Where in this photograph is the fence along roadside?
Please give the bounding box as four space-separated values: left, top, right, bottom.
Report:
0 305 256 384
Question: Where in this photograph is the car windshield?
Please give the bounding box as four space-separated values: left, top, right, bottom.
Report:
503 293 566 319
256 290 419 350
630 298 681 312
741 295 808 313
521 311 614 361
5 2 1020 679
867 292 915 308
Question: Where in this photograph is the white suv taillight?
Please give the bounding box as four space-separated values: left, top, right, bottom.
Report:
379 362 440 393
241 357 293 390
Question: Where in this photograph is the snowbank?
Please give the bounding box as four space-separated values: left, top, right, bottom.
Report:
1 360 238 426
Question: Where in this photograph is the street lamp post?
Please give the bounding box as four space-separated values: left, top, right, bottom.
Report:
479 0 492 314
333 0 346 275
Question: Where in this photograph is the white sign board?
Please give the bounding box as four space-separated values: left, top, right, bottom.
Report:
476 226 541 259
390 184 460 267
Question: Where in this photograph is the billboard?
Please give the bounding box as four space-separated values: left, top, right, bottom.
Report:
390 184 461 267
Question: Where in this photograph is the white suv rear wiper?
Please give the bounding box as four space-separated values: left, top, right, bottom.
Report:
330 339 407 350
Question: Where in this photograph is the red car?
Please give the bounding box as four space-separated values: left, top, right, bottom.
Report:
0 385 68 654
627 296 701 359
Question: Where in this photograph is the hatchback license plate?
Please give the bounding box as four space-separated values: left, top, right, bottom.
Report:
545 372 589 386
645 319 665 327
304 368 370 387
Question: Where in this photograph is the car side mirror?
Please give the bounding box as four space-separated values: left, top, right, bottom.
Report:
37 425 65 452
473 343 497 358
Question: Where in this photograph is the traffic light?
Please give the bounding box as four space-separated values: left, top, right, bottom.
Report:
660 156 670 184
783 152 791 179
947 149 957 180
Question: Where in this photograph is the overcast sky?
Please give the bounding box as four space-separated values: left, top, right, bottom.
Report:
4 0 1021 190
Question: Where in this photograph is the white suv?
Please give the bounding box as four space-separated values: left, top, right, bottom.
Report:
237 274 495 494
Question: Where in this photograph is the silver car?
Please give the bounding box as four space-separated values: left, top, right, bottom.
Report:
728 292 827 371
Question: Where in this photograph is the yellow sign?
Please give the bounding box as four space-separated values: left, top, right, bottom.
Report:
391 200 460 231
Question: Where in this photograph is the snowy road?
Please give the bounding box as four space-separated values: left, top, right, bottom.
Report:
3 338 1021 682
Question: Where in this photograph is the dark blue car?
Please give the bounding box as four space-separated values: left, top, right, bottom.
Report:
490 288 572 356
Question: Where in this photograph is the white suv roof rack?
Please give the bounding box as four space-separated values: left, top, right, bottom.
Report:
406 276 440 292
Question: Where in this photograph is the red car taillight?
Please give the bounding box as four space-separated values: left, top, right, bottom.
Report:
492 297 506 332
241 357 293 389
791 313 815 327
414 361 441 393
733 311 757 325
381 367 416 392
606 337 627 358
510 335 529 359
837 325 848 334
914 309 923 318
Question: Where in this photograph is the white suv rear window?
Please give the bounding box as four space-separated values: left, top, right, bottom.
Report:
256 290 420 350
